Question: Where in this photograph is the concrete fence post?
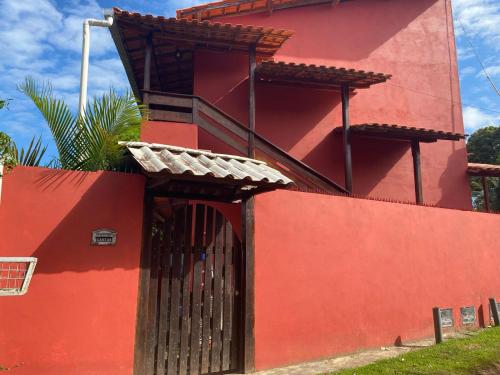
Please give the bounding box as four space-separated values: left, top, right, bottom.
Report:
433 307 443 344
489 298 500 326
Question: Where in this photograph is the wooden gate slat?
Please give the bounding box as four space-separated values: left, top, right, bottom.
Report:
189 205 206 375
200 207 214 374
210 212 224 372
152 204 242 375
179 206 194 375
156 219 173 375
144 225 162 374
167 207 187 375
231 235 242 369
222 221 234 371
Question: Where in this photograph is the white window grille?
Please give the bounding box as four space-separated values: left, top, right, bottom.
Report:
0 257 37 296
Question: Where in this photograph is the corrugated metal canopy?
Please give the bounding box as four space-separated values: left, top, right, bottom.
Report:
467 163 500 177
121 142 293 201
334 123 465 143
256 61 391 89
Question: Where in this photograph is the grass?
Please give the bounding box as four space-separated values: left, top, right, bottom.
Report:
333 327 500 375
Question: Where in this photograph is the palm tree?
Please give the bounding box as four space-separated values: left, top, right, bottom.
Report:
1 98 46 168
19 77 143 171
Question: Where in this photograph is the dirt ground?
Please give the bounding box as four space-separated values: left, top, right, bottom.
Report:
234 332 473 375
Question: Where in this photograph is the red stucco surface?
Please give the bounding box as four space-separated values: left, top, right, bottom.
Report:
254 190 500 370
194 0 470 209
0 167 145 374
141 120 198 148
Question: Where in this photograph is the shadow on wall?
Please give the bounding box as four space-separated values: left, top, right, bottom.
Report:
306 132 411 197
436 144 472 210
256 83 342 153
0 167 145 275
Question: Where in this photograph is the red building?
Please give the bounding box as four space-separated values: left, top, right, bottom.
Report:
1 1 500 374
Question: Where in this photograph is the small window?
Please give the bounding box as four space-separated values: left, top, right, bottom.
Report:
0 257 37 296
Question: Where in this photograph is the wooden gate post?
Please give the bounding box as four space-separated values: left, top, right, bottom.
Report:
133 192 154 375
242 197 255 373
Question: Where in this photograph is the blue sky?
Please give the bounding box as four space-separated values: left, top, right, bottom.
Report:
0 0 499 162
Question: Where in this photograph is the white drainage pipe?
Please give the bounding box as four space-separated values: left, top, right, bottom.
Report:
78 15 114 119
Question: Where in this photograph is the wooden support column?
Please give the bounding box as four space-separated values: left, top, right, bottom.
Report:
143 32 153 107
248 44 256 158
133 192 154 375
482 176 490 212
242 198 255 373
242 44 256 373
266 0 273 15
341 84 352 193
411 140 423 204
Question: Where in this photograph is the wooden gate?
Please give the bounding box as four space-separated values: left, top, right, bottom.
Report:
143 203 242 375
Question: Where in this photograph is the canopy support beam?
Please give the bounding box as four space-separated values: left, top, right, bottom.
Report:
411 140 423 204
143 32 153 107
341 84 352 193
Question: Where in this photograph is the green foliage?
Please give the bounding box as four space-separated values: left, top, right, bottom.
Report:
0 98 10 110
0 131 47 168
333 327 500 375
0 131 16 167
468 126 500 165
466 125 500 211
19 77 142 171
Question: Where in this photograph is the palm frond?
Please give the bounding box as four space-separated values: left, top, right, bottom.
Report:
79 89 142 171
13 136 47 167
19 77 78 169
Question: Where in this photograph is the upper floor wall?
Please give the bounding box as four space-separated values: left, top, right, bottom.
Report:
214 0 463 134
192 0 471 209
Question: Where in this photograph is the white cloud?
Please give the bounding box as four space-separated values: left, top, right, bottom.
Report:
480 65 500 78
0 0 129 155
453 0 500 49
462 106 500 132
460 66 476 76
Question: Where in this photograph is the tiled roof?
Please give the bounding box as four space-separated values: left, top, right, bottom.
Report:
334 123 465 142
121 142 294 186
256 61 391 89
177 0 348 21
112 8 293 57
467 163 500 177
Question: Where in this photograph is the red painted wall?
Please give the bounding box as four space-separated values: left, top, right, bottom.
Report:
141 120 198 149
0 167 145 374
254 190 500 370
194 0 470 209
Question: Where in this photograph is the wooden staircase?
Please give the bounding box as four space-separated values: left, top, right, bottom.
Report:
144 90 347 194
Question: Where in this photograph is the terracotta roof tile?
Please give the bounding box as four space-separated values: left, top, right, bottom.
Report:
256 61 391 88
177 0 347 21
467 163 500 177
334 123 465 142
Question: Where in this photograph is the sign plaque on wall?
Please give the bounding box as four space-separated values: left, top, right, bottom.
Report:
460 306 476 325
91 229 117 246
440 308 453 328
